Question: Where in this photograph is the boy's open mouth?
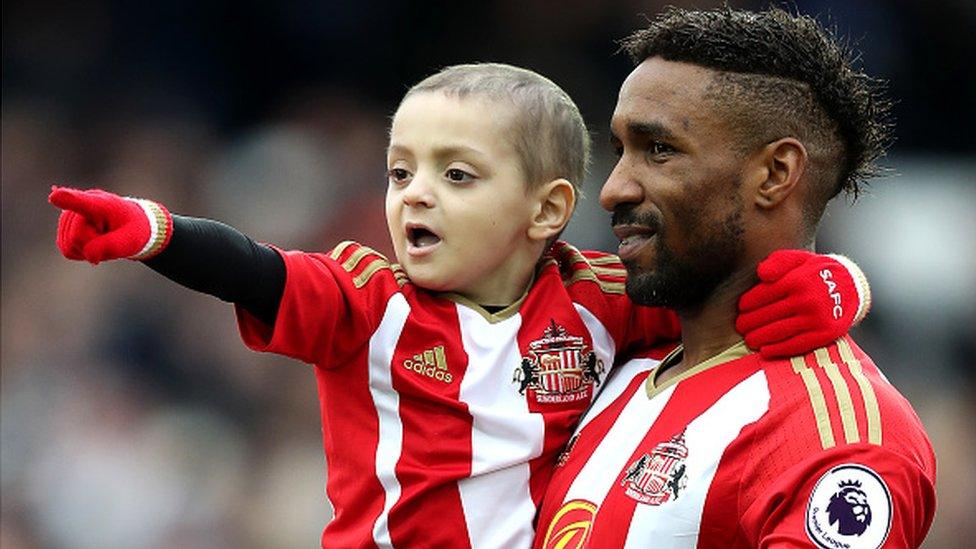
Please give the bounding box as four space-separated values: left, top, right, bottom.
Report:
407 225 442 249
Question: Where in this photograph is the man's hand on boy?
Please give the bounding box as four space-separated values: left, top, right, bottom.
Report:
736 250 871 359
49 186 173 264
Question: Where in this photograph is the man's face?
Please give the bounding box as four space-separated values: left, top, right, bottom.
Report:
385 91 536 304
601 57 749 311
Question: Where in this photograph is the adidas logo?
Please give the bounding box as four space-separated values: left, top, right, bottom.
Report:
403 345 453 383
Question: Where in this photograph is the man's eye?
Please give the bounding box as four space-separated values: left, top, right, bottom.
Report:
612 144 624 158
388 168 411 184
649 141 675 156
445 168 475 183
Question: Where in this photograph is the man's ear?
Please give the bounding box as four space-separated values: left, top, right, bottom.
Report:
528 178 576 242
753 137 808 209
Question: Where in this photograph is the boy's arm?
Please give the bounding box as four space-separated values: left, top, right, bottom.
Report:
736 250 872 358
620 251 870 358
145 216 284 325
49 186 284 325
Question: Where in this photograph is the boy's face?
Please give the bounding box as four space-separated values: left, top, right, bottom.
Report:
386 92 537 304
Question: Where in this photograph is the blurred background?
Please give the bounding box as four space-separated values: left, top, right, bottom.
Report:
2 0 973 547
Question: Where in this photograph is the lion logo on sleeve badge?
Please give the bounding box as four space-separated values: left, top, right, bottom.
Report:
805 464 892 549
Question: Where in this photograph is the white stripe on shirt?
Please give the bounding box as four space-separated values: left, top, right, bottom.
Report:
370 293 412 547
566 384 677 505
456 305 542 549
623 371 770 549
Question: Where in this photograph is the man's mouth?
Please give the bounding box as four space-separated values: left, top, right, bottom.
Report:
612 224 657 262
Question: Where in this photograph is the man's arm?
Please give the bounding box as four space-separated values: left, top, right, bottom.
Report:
740 445 936 548
49 186 285 325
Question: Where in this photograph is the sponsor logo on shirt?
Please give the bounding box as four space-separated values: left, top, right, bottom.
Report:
513 319 603 403
805 463 892 549
540 498 596 549
403 345 453 383
620 430 689 506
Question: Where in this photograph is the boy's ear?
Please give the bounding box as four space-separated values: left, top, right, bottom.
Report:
751 137 807 210
528 178 576 242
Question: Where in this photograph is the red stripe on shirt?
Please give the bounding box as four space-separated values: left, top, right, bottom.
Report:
387 292 473 547
588 355 762 545
315 358 385 547
520 275 601 508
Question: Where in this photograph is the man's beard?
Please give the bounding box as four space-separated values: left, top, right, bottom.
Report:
621 206 745 312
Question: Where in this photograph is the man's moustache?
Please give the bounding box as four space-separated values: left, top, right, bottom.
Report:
611 207 660 232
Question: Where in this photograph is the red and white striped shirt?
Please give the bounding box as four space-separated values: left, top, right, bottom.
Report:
235 241 680 548
535 337 936 549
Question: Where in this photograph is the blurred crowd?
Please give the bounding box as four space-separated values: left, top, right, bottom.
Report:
2 1 974 548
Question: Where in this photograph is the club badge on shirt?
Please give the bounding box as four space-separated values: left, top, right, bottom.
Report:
513 319 603 403
805 463 893 549
620 430 689 505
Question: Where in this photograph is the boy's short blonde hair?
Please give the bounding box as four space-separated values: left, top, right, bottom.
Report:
403 63 591 197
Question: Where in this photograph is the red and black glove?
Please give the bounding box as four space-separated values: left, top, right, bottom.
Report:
49 186 173 264
737 250 871 358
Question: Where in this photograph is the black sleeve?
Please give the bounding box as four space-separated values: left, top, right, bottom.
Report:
143 215 285 326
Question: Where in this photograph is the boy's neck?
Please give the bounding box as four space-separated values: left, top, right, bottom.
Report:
457 241 546 307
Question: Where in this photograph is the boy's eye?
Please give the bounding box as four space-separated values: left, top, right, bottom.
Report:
388 168 411 184
445 168 475 184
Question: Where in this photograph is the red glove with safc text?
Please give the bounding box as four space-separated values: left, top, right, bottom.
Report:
49 186 173 264
737 250 871 359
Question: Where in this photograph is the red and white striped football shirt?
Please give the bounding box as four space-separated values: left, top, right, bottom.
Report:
535 336 936 549
235 241 680 548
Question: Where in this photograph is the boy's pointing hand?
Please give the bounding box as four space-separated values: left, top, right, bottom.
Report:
49 185 173 264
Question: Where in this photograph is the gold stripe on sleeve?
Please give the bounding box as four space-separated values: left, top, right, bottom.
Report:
555 245 625 293
563 269 625 294
586 255 623 266
352 258 389 288
341 246 372 273
591 265 627 278
837 338 882 445
791 356 835 449
814 348 860 444
390 264 408 287
329 241 355 261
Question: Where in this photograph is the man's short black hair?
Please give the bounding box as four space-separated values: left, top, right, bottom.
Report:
621 6 892 226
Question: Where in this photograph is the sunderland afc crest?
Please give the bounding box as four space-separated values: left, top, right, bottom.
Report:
514 319 603 404
621 430 689 505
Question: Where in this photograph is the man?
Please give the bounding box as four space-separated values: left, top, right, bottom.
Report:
535 7 935 549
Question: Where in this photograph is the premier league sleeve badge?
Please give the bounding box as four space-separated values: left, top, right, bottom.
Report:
805 463 893 549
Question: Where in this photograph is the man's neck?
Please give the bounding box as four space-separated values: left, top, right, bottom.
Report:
656 266 756 385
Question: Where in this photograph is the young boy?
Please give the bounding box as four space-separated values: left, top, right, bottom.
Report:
49 63 869 548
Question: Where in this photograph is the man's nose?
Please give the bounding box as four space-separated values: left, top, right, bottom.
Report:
599 158 644 212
